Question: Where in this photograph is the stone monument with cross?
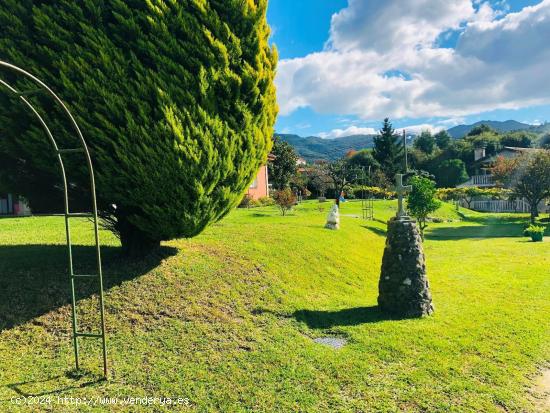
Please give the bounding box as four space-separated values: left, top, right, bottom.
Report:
377 173 434 318
395 173 412 220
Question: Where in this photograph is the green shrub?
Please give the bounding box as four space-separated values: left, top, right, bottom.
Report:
436 187 512 210
407 176 441 238
273 189 296 216
525 225 545 236
0 0 277 255
257 196 275 207
348 185 396 200
239 195 253 209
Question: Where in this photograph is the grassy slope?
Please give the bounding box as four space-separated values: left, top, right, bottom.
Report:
0 201 548 412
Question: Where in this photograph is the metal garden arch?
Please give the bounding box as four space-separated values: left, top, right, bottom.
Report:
0 61 107 377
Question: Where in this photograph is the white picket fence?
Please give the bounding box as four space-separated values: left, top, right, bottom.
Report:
459 174 495 187
461 198 530 213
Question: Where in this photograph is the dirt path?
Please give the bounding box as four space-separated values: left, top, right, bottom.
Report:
531 367 550 412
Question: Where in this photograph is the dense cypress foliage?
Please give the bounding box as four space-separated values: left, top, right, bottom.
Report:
0 0 277 254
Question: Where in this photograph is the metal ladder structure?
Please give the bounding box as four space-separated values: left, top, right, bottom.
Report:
360 166 374 220
0 61 107 377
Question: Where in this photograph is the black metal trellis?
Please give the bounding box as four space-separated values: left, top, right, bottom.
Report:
0 61 107 377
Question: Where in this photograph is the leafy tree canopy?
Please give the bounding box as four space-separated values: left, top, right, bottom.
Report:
434 130 452 149
500 131 535 148
346 149 379 173
268 137 298 190
434 159 469 188
511 151 550 223
407 176 441 237
414 130 436 154
468 124 494 137
539 133 550 149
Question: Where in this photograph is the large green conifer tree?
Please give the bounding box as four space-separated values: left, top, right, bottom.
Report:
0 0 277 255
373 118 404 180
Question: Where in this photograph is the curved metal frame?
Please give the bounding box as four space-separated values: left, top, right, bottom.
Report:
0 61 107 377
360 166 374 220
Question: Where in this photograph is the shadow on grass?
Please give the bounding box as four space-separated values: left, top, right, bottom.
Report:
3 371 103 399
457 211 529 225
249 212 272 218
426 224 523 240
361 225 387 237
293 306 400 329
0 244 178 331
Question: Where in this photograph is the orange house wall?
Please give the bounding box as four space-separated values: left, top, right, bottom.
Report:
247 165 269 200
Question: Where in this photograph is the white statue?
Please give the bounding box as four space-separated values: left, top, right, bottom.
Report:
325 204 340 230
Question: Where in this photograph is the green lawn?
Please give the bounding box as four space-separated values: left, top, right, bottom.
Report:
0 201 549 412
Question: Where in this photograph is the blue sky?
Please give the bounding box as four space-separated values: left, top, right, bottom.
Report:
267 0 550 137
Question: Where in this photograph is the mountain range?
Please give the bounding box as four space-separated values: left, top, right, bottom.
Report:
446 120 531 138
275 133 375 162
278 120 549 162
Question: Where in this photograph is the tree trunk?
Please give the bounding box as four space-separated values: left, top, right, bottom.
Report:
530 202 539 224
118 221 160 257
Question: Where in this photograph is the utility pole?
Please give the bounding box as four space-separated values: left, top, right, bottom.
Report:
403 129 408 173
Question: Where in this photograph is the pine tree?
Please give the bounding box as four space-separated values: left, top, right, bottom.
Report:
373 118 404 180
0 0 277 255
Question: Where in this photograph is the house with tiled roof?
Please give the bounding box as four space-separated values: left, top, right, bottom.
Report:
457 146 548 213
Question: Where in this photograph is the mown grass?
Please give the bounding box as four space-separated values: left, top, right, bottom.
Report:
0 201 548 412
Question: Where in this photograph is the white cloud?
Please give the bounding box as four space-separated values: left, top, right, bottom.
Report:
328 0 475 53
319 125 377 139
319 123 448 139
395 124 445 136
276 0 550 121
435 117 467 127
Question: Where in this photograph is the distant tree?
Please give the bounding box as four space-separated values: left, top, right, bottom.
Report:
273 189 296 216
434 159 469 187
435 130 452 149
459 187 507 209
511 151 550 223
268 137 298 190
306 163 332 197
540 134 550 149
414 130 436 154
325 158 353 205
436 187 511 207
464 131 502 159
468 124 494 137
407 147 430 171
371 169 392 189
346 149 379 179
373 118 404 179
500 131 534 148
491 155 520 187
345 149 358 158
290 171 309 196
407 176 441 238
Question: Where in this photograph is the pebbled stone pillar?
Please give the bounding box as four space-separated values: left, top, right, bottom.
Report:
378 217 434 317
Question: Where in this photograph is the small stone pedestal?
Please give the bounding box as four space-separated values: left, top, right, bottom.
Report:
378 217 433 318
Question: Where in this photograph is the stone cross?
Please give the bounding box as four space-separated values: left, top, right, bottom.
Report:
395 173 412 219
